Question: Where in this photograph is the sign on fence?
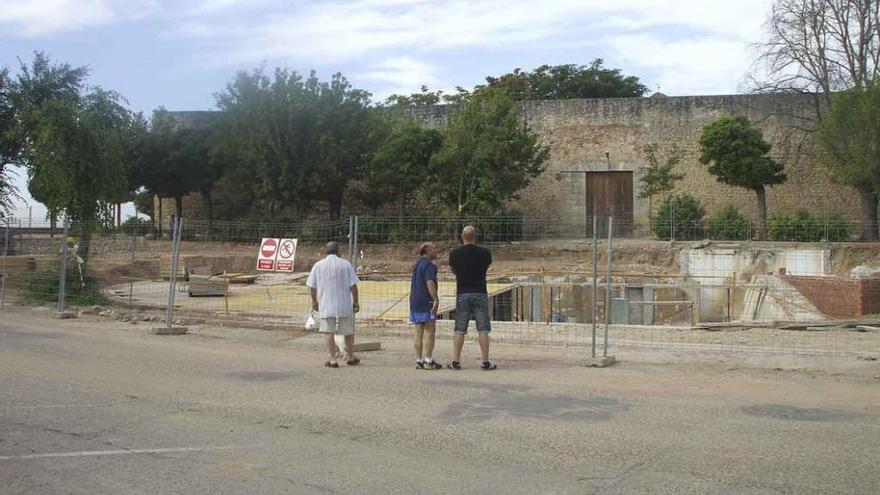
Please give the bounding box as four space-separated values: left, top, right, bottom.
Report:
275 238 298 272
257 238 279 271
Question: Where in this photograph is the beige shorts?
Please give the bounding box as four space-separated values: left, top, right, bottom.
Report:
319 316 355 336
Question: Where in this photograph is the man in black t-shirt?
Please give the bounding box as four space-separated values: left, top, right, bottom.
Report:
447 226 496 370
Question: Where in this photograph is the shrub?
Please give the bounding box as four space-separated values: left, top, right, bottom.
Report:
119 217 152 235
707 206 752 240
769 210 822 241
651 194 705 240
20 266 106 306
823 213 854 242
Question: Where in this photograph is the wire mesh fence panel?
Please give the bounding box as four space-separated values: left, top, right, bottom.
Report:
2 214 879 361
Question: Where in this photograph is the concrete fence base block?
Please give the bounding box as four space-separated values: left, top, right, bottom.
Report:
151 326 189 336
57 311 77 320
584 356 617 368
352 342 381 352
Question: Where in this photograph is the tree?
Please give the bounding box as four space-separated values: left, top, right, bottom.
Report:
751 0 879 103
478 60 648 100
27 88 137 258
699 116 787 239
638 144 684 220
2 53 89 219
816 83 880 240
215 68 322 219
366 120 443 215
431 88 549 215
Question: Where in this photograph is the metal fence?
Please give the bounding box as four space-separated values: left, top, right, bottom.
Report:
2 215 879 360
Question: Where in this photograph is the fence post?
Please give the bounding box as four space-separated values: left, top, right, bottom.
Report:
1 219 10 310
164 217 182 328
670 198 676 242
591 213 599 358
58 220 70 313
352 216 359 271
604 215 613 357
128 232 137 306
347 216 354 263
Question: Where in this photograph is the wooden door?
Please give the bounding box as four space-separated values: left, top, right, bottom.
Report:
585 171 633 236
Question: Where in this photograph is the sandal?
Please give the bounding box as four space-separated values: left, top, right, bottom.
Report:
325 361 339 368
346 358 361 366
447 361 461 370
481 361 497 371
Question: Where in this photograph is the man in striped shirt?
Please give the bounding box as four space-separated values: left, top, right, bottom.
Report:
307 242 361 368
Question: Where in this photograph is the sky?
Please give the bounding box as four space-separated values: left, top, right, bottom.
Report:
0 0 773 221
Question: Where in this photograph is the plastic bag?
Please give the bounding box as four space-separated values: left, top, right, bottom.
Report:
304 311 319 331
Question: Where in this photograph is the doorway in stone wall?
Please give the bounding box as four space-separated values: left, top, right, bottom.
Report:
585 171 633 236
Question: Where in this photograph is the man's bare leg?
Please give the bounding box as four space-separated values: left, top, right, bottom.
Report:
343 334 356 362
452 333 466 362
478 333 490 362
413 324 425 360
423 320 436 361
324 333 339 362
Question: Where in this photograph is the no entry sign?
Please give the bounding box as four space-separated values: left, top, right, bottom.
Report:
257 238 279 271
275 238 298 272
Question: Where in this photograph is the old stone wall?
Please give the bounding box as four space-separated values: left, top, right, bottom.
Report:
411 93 858 237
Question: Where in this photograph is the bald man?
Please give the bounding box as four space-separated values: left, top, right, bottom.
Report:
447 226 496 370
307 241 361 368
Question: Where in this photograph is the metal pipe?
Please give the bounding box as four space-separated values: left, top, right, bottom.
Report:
604 215 613 357
1 220 10 310
58 220 70 312
165 217 182 328
591 213 598 358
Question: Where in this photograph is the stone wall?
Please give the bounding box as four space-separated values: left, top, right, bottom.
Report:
411 93 858 237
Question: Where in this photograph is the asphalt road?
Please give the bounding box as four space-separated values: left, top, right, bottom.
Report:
1 308 879 494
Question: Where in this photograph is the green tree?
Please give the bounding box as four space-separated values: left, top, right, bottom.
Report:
431 88 549 215
638 144 684 221
699 115 787 240
816 84 880 240
27 88 137 258
479 60 648 100
367 120 443 215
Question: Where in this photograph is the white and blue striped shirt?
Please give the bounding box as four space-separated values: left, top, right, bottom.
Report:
306 255 359 318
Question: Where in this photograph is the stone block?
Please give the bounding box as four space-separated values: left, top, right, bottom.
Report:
151 326 189 335
584 355 616 368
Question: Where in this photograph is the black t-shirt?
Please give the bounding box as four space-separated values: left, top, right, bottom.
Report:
448 244 492 294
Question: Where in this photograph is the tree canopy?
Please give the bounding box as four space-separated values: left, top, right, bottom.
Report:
816 83 880 239
430 88 549 215
479 60 648 100
699 115 787 238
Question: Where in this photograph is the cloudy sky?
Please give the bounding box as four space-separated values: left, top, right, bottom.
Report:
1 0 773 218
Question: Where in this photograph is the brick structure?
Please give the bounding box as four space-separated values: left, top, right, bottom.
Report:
782 276 880 318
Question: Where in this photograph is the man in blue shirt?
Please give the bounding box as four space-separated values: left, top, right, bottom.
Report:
410 242 441 370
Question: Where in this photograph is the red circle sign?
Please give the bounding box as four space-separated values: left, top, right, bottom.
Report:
261 239 277 258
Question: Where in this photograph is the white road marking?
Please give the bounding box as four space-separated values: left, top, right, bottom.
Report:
2 402 118 410
0 445 242 461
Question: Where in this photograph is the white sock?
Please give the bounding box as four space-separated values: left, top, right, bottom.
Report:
416 357 423 363
424 356 433 363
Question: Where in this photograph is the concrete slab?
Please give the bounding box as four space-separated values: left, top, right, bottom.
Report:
151 326 189 335
584 355 616 368
352 342 381 352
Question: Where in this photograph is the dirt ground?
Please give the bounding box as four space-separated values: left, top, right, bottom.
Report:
1 306 879 494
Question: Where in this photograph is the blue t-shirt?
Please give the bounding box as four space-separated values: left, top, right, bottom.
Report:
410 258 438 313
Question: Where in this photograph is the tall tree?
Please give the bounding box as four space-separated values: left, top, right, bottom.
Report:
479 60 648 100
431 89 549 216
215 68 320 218
638 144 684 220
699 116 788 240
816 83 880 240
27 88 136 258
366 120 443 215
751 0 879 103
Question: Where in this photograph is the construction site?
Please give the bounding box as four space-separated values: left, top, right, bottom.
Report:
3 219 880 359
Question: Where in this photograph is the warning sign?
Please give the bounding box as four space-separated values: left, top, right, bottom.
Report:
257 238 279 271
275 238 298 272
